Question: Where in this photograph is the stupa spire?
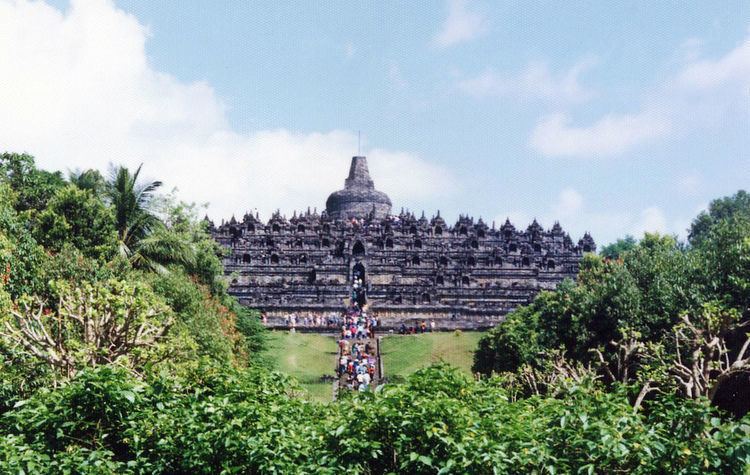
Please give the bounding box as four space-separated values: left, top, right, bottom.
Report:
344 156 375 190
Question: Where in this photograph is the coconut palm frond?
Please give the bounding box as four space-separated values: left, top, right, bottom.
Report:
106 164 163 244
134 229 197 270
105 164 198 274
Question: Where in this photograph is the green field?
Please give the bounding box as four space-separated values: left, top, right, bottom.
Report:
380 331 484 379
261 330 485 402
261 331 338 402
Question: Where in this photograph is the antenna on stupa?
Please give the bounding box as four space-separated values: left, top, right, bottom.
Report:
358 130 361 155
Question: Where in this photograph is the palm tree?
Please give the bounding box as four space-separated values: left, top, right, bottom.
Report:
106 164 162 248
105 164 194 272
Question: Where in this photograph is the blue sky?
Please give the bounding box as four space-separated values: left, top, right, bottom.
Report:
2 0 749 245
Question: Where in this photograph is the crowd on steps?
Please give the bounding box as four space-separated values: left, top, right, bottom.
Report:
336 273 379 392
337 336 376 392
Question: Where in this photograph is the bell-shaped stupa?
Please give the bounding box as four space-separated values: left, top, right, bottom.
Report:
325 156 392 220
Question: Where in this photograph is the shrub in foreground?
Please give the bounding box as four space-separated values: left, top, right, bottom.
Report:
1 365 748 474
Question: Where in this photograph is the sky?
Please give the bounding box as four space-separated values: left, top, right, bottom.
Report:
1 0 749 246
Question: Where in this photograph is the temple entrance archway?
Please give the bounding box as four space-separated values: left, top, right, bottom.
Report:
352 262 366 285
352 262 367 307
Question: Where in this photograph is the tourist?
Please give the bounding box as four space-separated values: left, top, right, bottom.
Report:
338 355 347 376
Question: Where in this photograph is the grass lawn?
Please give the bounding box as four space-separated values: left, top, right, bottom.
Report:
380 331 484 379
261 331 337 403
260 330 485 401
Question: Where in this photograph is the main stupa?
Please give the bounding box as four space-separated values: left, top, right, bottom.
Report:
325 156 392 220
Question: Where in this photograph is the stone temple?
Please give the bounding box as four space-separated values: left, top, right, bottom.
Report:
209 156 595 328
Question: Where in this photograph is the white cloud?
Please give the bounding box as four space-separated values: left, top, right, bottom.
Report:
551 187 583 217
529 110 672 158
432 0 487 48
630 207 668 237
529 33 750 158
0 0 455 221
675 38 703 63
675 35 750 91
458 59 596 103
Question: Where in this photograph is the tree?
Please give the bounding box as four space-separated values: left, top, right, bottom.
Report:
688 190 750 246
0 153 64 213
105 164 163 255
622 233 697 339
0 279 174 379
33 185 118 260
105 165 196 272
643 302 750 402
0 184 46 299
694 216 750 312
473 256 645 377
68 168 106 196
600 235 637 260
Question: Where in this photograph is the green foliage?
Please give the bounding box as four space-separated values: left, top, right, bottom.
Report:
33 185 118 260
130 226 197 273
38 244 116 292
474 255 647 375
234 305 267 356
0 279 176 379
148 269 240 364
474 302 541 375
105 164 162 252
1 365 747 474
475 190 750 420
475 226 746 373
68 168 106 196
0 184 46 299
157 197 226 293
0 152 65 213
0 153 267 401
689 189 750 246
694 216 750 311
599 234 638 259
621 233 698 337
644 396 750 474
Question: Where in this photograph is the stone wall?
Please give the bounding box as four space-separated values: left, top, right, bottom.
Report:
210 208 595 328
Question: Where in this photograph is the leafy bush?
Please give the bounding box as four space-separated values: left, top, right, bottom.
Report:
33 185 118 260
2 365 747 474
